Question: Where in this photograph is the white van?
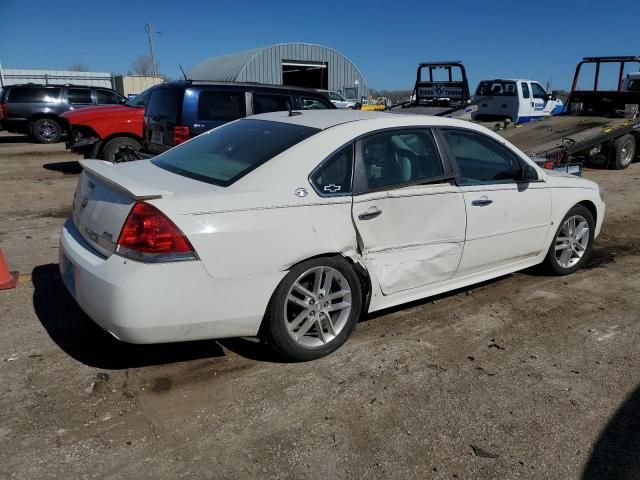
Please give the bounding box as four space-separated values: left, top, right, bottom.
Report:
472 79 564 124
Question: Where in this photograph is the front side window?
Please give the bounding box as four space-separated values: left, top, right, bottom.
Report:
442 129 522 184
329 92 343 101
521 82 531 99
358 130 445 192
67 88 92 104
95 89 120 104
253 93 292 114
310 145 353 196
8 87 60 103
629 79 640 92
531 83 547 99
153 119 320 187
198 90 245 121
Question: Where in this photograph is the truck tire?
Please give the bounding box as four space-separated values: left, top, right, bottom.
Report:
102 137 142 163
611 134 635 170
31 118 62 144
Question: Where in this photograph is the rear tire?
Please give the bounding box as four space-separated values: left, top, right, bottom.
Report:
544 205 595 275
611 134 635 170
32 118 61 144
262 256 363 361
102 137 142 163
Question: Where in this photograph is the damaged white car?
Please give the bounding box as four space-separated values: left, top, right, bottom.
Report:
59 110 605 361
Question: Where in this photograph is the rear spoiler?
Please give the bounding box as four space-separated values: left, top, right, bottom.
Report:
79 160 167 200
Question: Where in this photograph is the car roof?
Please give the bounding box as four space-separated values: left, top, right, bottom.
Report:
247 109 473 130
161 80 329 94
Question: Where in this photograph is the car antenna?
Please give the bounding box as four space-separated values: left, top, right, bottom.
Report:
179 64 188 80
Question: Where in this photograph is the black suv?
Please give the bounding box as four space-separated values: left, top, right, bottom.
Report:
0 84 127 143
142 81 335 155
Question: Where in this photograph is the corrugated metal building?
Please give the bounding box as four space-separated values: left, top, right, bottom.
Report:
188 43 368 100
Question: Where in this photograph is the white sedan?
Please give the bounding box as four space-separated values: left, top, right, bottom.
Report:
59 110 605 361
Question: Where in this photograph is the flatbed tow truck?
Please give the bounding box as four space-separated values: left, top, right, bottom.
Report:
391 56 640 171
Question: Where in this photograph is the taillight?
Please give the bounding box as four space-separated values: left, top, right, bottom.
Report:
0 103 7 120
173 125 190 145
542 160 555 170
116 201 196 262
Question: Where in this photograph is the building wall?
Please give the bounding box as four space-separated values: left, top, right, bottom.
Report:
0 68 113 88
238 45 368 98
113 75 164 97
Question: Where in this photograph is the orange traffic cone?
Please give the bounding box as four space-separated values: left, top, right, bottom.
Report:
0 249 18 290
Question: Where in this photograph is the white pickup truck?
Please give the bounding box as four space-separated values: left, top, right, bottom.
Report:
471 79 564 124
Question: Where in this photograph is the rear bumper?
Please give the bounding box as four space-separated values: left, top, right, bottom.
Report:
59 218 284 344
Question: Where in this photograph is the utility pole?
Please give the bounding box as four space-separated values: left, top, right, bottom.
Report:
145 21 157 77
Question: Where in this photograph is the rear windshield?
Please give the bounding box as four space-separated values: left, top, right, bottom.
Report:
476 81 517 96
152 119 320 186
146 87 181 122
7 87 61 103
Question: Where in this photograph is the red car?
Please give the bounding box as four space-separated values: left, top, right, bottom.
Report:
61 86 157 162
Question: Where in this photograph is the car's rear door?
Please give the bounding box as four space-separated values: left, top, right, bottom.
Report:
439 128 551 276
144 86 182 154
351 128 466 295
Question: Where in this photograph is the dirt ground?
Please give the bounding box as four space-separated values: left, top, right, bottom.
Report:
1 130 639 480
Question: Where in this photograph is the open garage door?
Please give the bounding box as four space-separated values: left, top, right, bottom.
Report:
282 61 328 90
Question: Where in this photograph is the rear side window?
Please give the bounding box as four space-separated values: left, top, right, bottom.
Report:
67 88 92 104
443 129 522 184
476 81 517 96
8 87 60 103
311 145 353 196
146 88 180 122
153 119 320 186
197 91 245 121
301 97 331 110
95 89 120 104
253 93 292 114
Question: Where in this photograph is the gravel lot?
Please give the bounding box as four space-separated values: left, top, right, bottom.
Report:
1 130 639 479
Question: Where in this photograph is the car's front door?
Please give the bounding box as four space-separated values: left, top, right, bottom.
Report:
439 128 552 276
351 129 466 295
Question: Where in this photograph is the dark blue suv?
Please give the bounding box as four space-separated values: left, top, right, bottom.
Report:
142 81 335 155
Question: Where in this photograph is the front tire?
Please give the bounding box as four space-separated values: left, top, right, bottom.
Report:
32 118 62 144
544 205 595 275
102 137 142 163
262 256 363 361
611 134 635 170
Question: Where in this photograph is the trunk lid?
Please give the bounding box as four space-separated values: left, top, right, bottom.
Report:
72 159 214 257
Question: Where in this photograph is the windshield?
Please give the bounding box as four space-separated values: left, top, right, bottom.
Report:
126 86 157 107
476 81 517 96
153 119 320 186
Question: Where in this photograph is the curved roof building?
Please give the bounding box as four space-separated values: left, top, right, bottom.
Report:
188 43 368 100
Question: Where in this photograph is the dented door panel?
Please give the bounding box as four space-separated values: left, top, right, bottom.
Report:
352 184 466 295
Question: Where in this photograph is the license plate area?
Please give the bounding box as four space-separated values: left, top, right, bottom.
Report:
150 129 164 144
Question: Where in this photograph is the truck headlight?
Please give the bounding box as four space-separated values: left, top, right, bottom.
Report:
598 184 605 202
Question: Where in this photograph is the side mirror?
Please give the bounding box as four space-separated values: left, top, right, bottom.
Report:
523 165 539 182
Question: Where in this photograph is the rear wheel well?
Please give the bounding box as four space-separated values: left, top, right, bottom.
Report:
285 253 372 315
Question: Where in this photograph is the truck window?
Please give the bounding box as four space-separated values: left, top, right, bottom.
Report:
476 81 517 97
531 83 547 99
8 87 60 103
521 82 530 99
197 91 245 121
67 88 92 105
628 79 640 92
95 89 120 104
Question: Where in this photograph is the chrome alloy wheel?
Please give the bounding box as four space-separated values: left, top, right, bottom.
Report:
38 121 58 140
284 266 352 348
554 215 590 269
620 139 635 168
113 145 140 163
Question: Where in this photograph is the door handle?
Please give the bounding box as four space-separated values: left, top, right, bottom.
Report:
358 207 382 220
471 199 493 206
